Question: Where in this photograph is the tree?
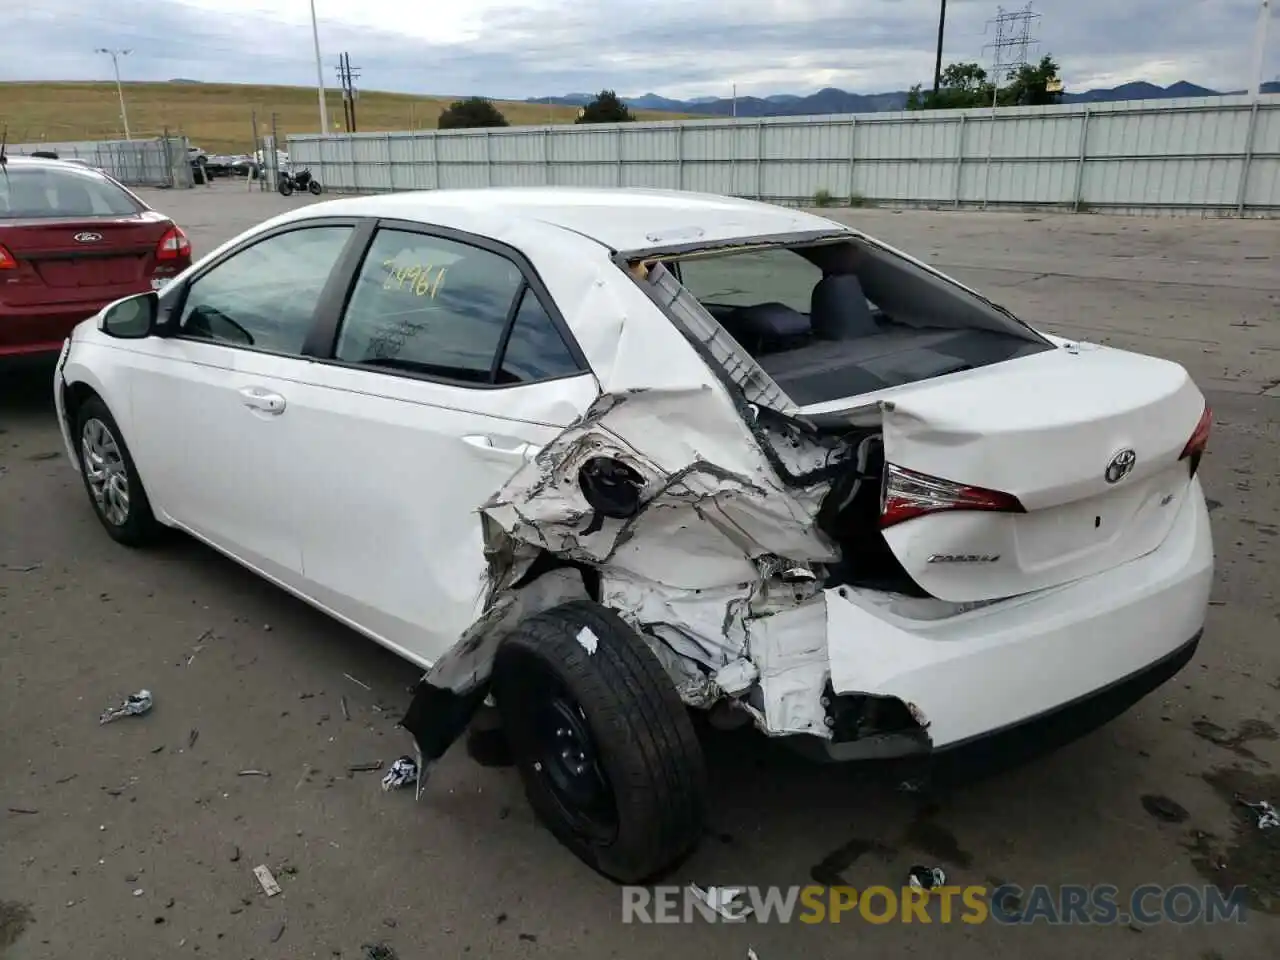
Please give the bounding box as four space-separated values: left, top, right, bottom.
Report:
438 97 509 130
907 61 992 110
1002 55 1064 106
577 90 635 124
906 55 1063 110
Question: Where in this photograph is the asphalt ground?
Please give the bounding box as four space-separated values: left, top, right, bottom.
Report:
2 181 1278 959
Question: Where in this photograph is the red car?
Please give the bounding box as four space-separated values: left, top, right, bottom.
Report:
0 155 192 358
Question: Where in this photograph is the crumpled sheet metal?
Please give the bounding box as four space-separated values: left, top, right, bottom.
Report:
411 275 866 739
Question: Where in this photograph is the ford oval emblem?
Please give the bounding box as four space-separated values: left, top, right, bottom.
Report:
74 232 103 243
1104 448 1137 484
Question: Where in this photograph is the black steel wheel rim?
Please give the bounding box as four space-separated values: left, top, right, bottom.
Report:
525 663 618 841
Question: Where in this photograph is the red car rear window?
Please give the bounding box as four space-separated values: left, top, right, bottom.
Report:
0 166 142 219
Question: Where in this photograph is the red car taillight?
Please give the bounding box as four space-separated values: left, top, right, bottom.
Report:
1179 405 1212 476
880 463 1026 529
0 243 16 270
155 224 191 261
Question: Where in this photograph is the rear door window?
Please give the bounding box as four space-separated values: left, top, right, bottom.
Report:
0 167 141 218
334 228 581 385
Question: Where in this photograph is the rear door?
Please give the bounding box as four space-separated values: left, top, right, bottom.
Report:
0 164 172 309
286 222 598 667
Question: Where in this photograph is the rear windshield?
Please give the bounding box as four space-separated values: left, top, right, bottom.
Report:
0 166 141 219
638 239 1052 409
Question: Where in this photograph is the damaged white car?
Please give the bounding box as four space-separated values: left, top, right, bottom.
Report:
54 187 1215 883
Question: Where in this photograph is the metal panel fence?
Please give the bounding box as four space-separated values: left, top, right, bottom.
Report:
287 95 1280 217
5 137 194 188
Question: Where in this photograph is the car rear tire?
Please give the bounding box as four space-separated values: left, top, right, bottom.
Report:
74 395 162 547
492 600 708 883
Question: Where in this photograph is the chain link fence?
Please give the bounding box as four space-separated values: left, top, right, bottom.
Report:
6 136 195 188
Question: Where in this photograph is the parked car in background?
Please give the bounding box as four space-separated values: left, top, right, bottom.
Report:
0 155 191 358
51 187 1214 883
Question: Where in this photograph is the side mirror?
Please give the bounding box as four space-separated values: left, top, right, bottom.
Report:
99 292 158 339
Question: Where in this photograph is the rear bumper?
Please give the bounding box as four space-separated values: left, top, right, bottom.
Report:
815 476 1213 760
0 302 108 356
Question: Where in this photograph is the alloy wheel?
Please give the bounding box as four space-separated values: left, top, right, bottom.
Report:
81 418 130 527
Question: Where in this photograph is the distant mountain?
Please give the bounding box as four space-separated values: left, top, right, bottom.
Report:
528 80 1277 118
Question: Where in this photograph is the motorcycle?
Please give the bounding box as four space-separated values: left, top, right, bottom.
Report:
278 167 323 197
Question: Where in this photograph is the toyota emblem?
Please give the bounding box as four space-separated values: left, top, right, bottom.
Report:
74 232 103 243
1104 448 1137 484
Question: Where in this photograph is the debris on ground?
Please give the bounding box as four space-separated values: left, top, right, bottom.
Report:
907 865 947 891
7 807 38 815
340 695 350 721
362 943 399 960
1141 794 1191 824
747 950 760 960
253 864 281 897
230 846 241 863
99 690 153 725
381 757 418 791
348 761 384 774
187 728 199 748
237 769 271 778
688 884 753 920
269 920 287 943
344 673 372 691
1237 796 1280 830
2 563 42 573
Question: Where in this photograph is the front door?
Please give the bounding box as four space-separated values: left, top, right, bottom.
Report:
126 224 357 584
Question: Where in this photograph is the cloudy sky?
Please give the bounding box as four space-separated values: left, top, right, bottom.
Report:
6 1 1277 99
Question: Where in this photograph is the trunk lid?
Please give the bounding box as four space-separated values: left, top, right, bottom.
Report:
806 343 1207 602
0 212 171 306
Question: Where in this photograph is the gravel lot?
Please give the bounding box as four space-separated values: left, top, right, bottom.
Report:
2 183 1278 959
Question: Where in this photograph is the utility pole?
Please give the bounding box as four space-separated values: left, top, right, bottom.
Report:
1250 0 1273 99
732 82 737 117
309 0 330 134
336 53 362 133
95 48 132 139
932 0 948 101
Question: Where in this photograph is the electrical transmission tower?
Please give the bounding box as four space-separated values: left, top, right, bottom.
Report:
335 53 362 132
983 3 1040 107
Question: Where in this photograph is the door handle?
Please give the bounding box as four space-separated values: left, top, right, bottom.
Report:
238 386 287 415
462 435 540 459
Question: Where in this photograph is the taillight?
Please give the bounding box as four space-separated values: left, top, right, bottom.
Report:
0 243 16 270
155 224 191 261
880 463 1026 529
1180 405 1212 476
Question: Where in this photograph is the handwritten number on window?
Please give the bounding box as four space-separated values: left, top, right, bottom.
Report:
381 259 448 298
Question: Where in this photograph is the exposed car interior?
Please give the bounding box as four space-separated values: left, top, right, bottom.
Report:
666 239 1053 406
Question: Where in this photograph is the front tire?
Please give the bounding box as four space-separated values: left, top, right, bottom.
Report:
493 600 707 883
74 395 162 547
307 180 323 195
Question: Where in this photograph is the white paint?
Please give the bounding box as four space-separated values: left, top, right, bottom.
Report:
575 626 599 655
59 187 1214 759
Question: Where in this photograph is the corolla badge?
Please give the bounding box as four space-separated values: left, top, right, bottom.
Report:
1104 448 1137 484
74 232 103 243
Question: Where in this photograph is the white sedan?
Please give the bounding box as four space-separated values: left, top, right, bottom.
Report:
53 187 1214 882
